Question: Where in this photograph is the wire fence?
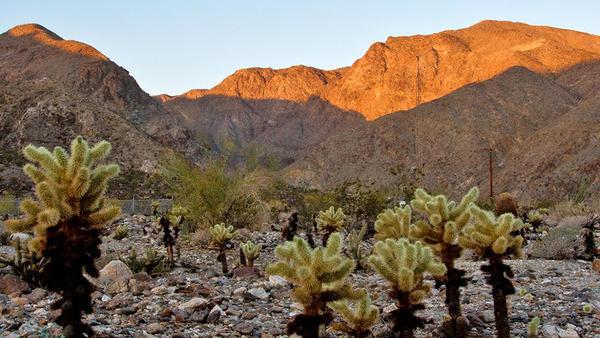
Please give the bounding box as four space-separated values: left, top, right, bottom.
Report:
0 198 174 217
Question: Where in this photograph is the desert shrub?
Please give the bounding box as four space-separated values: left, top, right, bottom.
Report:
546 201 591 225
161 154 269 231
475 198 495 212
530 216 594 259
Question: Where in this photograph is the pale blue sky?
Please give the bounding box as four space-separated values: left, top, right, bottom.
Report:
2 1 599 95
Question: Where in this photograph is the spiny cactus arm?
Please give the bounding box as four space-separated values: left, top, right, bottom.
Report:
36 182 59 209
23 145 62 177
53 146 69 168
88 206 121 228
65 136 90 181
86 140 111 167
68 167 90 199
266 261 299 283
443 221 458 243
449 187 479 219
23 164 49 185
317 258 355 283
324 232 343 256
4 216 37 233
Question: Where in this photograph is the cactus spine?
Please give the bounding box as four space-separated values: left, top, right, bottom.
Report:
240 240 261 267
369 238 446 337
409 187 478 337
459 208 524 338
315 206 345 245
210 223 238 274
266 233 359 337
4 136 120 337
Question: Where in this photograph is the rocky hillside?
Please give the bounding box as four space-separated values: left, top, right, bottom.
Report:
0 24 200 197
160 21 600 201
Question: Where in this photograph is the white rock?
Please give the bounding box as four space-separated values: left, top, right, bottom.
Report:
150 286 168 295
383 304 397 313
99 260 132 280
247 287 269 300
541 325 560 338
101 294 112 302
233 287 247 296
268 275 288 288
178 297 209 311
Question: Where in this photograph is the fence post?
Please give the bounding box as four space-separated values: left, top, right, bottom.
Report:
131 198 135 214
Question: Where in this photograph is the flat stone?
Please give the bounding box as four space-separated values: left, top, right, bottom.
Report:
268 275 288 288
247 287 269 300
232 266 261 279
178 297 209 312
106 278 129 295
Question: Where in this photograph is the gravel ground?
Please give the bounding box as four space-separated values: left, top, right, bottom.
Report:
1 214 599 337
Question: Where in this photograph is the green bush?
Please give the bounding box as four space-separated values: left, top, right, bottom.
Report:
0 192 18 216
161 154 269 231
530 218 589 259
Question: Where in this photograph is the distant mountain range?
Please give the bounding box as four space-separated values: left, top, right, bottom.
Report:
1 21 599 201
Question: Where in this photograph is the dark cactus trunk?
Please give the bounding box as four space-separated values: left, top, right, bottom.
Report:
218 249 228 274
390 291 424 338
483 256 515 338
441 243 466 338
43 218 101 337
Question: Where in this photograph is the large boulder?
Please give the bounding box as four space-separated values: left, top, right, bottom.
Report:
99 260 132 280
0 274 31 296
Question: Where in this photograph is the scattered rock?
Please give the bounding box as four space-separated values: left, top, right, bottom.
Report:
207 305 225 323
246 287 269 300
480 310 495 323
232 266 261 279
178 297 209 312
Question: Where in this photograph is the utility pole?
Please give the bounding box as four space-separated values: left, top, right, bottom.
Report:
481 146 494 199
415 54 423 170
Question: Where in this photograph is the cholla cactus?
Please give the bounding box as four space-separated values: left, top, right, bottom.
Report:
240 240 261 267
526 210 545 233
266 233 359 337
373 205 414 241
150 201 160 216
4 136 120 337
528 316 540 337
409 187 478 337
168 205 187 240
329 291 380 338
316 206 345 245
112 224 129 240
459 208 523 338
348 222 368 270
369 238 446 337
210 223 238 274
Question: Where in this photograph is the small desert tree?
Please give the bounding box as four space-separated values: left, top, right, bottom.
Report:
409 187 478 337
5 136 120 337
369 238 446 337
266 233 359 337
459 208 524 338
